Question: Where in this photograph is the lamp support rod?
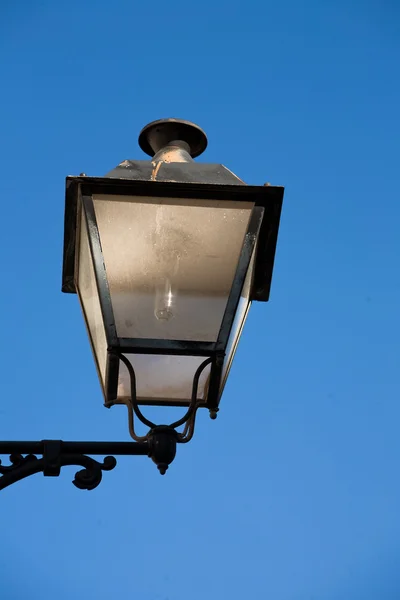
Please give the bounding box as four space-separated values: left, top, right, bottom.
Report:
0 430 178 492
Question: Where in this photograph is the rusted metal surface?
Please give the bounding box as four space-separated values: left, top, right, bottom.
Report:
152 143 193 164
150 160 162 181
105 160 246 183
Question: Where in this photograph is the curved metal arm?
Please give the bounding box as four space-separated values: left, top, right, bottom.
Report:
172 358 213 443
176 406 198 444
117 352 157 430
111 397 149 443
169 357 212 429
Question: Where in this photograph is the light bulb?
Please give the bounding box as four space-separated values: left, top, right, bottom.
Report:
154 278 176 321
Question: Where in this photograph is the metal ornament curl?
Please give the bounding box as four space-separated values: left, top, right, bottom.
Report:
0 449 117 492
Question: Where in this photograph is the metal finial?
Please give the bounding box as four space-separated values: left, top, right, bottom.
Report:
138 118 208 159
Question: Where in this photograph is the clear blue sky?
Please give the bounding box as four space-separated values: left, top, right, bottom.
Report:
0 1 399 598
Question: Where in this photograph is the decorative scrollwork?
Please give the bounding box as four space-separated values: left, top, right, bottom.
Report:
0 450 117 492
70 455 117 490
0 453 45 490
0 453 38 473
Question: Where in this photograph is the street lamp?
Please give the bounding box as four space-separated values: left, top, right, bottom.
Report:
0 119 284 490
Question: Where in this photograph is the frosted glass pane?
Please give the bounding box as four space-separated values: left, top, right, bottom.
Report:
220 246 256 395
75 208 107 386
117 354 211 404
93 195 253 342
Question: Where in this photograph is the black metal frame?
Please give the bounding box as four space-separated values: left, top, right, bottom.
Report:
63 177 284 300
62 177 283 414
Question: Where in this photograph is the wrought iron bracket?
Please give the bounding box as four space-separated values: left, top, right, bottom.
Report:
0 430 178 492
0 355 216 492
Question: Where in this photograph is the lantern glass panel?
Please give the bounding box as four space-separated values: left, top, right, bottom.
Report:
220 245 257 395
117 354 211 405
92 194 254 342
75 207 108 385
